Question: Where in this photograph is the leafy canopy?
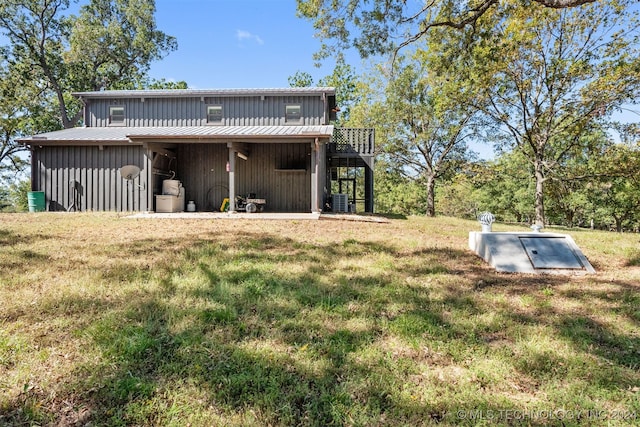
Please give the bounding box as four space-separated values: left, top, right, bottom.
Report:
296 0 598 61
0 0 177 128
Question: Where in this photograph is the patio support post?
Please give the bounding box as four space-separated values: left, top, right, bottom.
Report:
365 160 374 213
311 138 320 213
227 143 236 212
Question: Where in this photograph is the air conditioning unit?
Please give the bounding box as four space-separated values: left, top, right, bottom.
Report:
332 194 348 213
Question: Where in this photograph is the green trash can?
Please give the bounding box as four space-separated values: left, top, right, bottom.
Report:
27 191 46 212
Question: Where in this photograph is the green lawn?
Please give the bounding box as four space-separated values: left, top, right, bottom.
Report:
1 213 639 426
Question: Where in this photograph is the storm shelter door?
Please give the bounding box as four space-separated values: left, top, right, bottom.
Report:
519 237 585 269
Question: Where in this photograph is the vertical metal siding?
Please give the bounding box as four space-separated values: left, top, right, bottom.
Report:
239 143 310 212
32 145 149 211
176 142 311 212
89 95 327 127
175 143 228 211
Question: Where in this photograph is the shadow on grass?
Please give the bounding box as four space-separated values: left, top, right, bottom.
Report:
373 212 409 220
626 252 640 267
0 228 19 246
3 229 640 425
0 229 55 284
0 227 55 247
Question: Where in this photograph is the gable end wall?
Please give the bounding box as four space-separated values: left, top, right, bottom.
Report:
87 95 327 127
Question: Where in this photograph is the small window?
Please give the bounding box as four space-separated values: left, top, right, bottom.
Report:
285 104 302 124
109 106 125 125
207 105 223 124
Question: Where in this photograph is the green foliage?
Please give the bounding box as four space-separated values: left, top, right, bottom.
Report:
435 173 480 219
66 0 178 91
296 0 599 61
466 0 640 224
369 51 478 216
441 139 640 230
297 0 639 225
0 0 177 129
469 153 536 223
0 179 29 212
582 144 640 231
10 179 29 212
288 58 363 125
140 78 188 90
374 160 426 215
0 58 42 176
318 58 362 125
288 71 314 88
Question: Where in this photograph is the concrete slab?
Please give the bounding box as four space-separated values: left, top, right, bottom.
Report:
126 212 321 220
124 212 389 222
469 231 595 275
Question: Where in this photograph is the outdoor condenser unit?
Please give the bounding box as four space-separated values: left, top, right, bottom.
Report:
332 194 349 213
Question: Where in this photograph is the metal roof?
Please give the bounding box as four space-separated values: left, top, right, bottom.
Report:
19 125 335 144
72 87 336 99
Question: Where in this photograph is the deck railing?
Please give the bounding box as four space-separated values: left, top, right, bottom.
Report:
329 128 375 156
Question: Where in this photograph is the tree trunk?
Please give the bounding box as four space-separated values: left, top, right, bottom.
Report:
566 211 574 228
426 174 436 217
534 158 545 226
614 216 623 233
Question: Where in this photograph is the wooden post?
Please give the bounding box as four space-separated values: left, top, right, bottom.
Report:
227 143 236 212
365 159 374 213
311 138 320 213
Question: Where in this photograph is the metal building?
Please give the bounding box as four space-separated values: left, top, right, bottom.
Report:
19 88 375 213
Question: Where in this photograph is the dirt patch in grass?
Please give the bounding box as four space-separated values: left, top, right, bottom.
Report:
1 213 639 426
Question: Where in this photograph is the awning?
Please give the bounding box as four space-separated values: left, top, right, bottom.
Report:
19 125 335 145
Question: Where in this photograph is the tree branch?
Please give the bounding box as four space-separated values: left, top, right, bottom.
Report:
534 0 596 8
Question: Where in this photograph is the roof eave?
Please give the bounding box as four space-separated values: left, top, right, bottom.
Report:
127 134 333 143
72 87 337 99
19 139 137 146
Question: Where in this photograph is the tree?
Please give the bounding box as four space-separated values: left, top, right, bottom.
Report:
589 176 640 232
0 52 59 179
0 0 177 129
470 153 536 223
435 170 480 219
288 71 315 88
468 0 640 225
1 178 30 212
296 0 598 61
374 158 426 215
0 64 29 174
373 54 478 217
582 143 640 231
541 126 610 227
288 58 362 125
141 78 188 90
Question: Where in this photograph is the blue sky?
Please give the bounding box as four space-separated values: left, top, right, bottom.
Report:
147 0 340 88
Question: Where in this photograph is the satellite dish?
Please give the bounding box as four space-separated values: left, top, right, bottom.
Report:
120 165 141 181
119 165 146 190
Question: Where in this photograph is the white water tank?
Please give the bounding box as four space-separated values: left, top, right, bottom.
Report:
162 179 181 196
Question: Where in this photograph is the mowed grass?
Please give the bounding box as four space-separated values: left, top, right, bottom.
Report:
1 213 639 426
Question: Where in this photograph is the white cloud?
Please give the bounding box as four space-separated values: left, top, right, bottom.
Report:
236 29 264 45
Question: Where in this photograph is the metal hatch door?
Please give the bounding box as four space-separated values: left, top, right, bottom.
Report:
519 237 585 270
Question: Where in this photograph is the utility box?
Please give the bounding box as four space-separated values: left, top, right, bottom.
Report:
156 195 184 213
332 194 348 213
